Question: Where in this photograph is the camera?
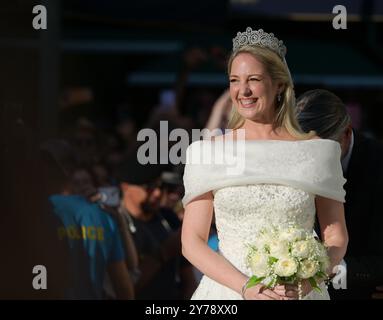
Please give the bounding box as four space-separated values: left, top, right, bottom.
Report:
97 186 121 208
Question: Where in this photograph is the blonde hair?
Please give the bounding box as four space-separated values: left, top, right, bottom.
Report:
227 45 315 140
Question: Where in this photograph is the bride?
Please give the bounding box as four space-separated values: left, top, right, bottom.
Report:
181 28 348 300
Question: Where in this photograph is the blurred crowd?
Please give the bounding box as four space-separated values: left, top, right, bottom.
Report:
0 47 221 300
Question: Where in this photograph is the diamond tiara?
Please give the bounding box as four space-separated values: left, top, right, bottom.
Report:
232 27 287 60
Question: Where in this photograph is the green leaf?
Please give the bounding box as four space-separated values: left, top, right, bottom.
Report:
268 256 278 265
308 277 322 293
316 271 327 279
246 275 266 289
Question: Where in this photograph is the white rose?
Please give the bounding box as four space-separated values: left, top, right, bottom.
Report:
279 227 306 243
248 252 269 277
297 260 320 279
291 240 311 259
269 240 289 258
256 232 273 253
274 258 298 277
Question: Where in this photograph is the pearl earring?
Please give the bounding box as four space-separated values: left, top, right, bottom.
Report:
277 94 281 102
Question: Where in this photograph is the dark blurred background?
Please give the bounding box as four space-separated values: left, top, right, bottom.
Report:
1 0 383 142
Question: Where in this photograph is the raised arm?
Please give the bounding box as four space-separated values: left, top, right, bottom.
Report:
204 89 231 133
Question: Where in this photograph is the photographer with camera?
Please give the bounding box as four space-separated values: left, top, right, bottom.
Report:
116 158 197 299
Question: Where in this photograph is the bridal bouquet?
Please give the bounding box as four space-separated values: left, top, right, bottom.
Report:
245 226 330 299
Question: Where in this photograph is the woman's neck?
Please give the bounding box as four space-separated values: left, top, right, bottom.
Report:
240 119 283 140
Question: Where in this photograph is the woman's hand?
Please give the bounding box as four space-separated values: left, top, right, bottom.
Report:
243 284 285 300
273 280 314 300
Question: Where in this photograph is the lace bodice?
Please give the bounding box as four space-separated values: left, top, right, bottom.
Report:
214 184 315 275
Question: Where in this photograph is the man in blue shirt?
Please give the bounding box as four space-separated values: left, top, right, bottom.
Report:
40 140 134 299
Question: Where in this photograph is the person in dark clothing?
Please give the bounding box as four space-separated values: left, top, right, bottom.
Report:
118 159 197 299
296 89 383 299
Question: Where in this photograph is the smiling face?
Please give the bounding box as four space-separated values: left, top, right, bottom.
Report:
229 52 281 124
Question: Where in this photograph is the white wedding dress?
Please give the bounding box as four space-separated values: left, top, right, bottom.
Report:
182 139 346 300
